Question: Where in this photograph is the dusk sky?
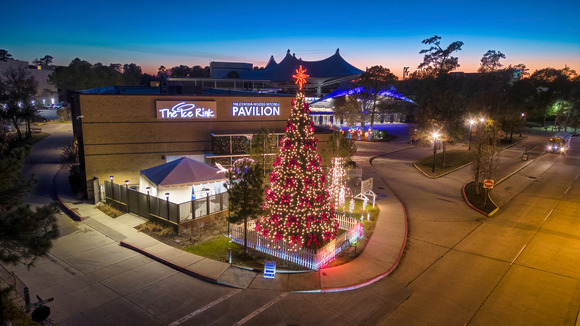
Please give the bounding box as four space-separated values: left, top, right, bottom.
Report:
2 0 579 78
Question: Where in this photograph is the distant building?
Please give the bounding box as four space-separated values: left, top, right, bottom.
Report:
164 49 364 98
0 59 58 106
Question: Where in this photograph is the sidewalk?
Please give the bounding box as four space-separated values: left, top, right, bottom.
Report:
55 160 409 292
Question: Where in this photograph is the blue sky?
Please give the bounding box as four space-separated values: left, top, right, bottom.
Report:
2 0 579 78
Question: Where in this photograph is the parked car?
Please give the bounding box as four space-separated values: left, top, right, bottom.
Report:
44 103 62 110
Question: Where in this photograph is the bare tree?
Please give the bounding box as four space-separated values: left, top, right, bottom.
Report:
471 118 503 194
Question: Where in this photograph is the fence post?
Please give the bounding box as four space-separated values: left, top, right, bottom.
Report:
206 196 210 215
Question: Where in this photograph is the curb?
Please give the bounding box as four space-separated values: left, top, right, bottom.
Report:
413 161 472 179
120 241 240 289
53 168 84 221
461 182 491 216
318 201 408 293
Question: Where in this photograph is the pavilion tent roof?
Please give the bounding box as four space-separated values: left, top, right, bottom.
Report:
141 157 226 186
249 49 364 82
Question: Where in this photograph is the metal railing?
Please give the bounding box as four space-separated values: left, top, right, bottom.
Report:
0 263 30 308
104 181 228 225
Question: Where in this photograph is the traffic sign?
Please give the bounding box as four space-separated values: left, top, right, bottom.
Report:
483 179 494 189
264 261 276 279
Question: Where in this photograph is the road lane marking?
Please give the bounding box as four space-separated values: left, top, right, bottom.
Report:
169 289 241 326
512 244 528 264
233 292 289 326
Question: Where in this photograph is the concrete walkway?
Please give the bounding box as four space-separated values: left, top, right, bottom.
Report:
55 156 409 293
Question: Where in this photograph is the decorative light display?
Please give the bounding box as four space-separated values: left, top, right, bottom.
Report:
349 198 355 214
256 67 338 248
292 65 310 91
363 196 368 211
329 157 346 209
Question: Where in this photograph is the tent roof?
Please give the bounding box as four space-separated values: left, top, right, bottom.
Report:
141 157 225 186
247 49 364 82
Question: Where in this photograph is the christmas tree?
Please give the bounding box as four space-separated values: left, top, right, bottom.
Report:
255 66 339 248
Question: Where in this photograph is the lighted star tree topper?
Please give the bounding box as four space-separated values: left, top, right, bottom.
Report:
255 66 338 248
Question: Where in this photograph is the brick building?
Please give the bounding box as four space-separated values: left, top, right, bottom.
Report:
71 87 331 200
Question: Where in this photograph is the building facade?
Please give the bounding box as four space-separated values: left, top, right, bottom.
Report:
72 89 335 199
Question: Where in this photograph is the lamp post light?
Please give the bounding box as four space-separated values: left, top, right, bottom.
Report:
165 192 170 219
109 175 114 199
468 119 475 150
520 112 526 137
146 187 151 213
125 180 130 212
432 132 439 173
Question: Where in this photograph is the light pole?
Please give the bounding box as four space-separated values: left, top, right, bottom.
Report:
520 112 526 137
165 192 170 219
109 175 114 199
125 180 130 212
146 187 151 213
432 132 439 173
468 119 474 150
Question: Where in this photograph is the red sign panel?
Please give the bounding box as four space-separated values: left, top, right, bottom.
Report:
483 179 494 189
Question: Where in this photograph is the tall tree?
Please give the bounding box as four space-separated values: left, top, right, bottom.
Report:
0 50 13 61
33 55 54 68
332 95 365 127
123 63 143 86
256 88 339 249
1 66 38 140
226 158 264 253
50 58 129 92
0 143 59 268
478 50 506 73
471 118 503 194
169 65 191 77
358 65 398 129
320 130 357 167
417 35 464 77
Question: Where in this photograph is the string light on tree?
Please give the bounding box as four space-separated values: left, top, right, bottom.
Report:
329 157 346 209
255 65 338 249
350 198 355 215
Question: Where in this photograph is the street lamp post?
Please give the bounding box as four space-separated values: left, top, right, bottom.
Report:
468 119 474 150
125 180 130 213
432 132 439 173
520 112 526 137
109 175 114 200
146 187 150 213
165 192 170 219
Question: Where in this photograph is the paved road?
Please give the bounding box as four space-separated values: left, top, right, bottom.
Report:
366 132 580 325
8 123 580 325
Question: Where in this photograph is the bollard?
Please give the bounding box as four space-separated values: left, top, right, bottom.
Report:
24 287 30 312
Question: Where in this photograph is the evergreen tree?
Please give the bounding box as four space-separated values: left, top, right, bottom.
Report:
226 158 264 253
256 67 338 248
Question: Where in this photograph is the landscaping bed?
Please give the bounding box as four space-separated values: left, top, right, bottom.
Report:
463 181 498 215
134 200 380 271
415 149 472 178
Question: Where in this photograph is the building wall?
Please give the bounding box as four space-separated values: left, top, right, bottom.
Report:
77 94 296 193
0 60 57 103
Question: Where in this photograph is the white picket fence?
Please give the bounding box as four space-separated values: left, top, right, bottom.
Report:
230 212 362 270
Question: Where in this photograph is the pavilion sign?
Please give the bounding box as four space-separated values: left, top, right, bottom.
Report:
156 101 217 120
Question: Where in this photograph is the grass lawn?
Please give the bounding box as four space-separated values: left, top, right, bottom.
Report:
184 235 308 270
180 200 381 270
463 181 498 215
415 149 472 178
